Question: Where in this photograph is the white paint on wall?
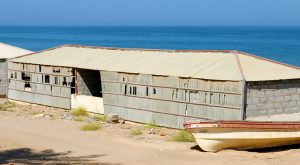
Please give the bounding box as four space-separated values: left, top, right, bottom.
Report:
71 94 104 114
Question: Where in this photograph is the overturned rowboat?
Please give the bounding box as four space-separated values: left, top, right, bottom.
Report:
184 120 300 152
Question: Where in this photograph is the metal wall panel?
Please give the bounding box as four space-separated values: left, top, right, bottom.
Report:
102 70 242 128
7 62 72 109
0 60 7 96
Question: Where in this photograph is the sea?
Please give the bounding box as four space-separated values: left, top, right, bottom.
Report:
0 26 299 67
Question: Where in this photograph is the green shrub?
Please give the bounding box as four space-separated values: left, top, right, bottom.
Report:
80 123 101 131
0 101 16 111
71 106 88 117
31 111 42 116
144 118 158 129
93 114 106 122
130 128 143 136
169 130 195 142
74 116 86 122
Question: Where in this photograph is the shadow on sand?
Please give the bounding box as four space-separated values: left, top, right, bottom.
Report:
247 143 300 153
190 143 300 153
0 148 120 164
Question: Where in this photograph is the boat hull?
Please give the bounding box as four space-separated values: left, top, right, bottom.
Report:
184 121 300 152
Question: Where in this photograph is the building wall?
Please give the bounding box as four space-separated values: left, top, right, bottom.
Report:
101 71 242 128
0 59 7 96
7 62 73 109
246 80 300 119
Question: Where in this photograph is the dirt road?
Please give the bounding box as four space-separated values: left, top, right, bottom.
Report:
1 110 300 164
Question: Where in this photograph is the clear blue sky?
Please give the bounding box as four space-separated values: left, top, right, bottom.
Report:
0 0 299 26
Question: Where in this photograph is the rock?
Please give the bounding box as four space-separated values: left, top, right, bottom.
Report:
33 113 45 118
87 117 96 123
106 113 119 123
62 114 73 120
149 128 156 134
44 114 54 119
119 118 125 124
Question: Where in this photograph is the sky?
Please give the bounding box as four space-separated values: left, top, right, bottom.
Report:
0 0 300 26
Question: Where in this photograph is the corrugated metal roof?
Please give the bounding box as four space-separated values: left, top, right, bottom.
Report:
0 43 33 59
10 45 300 81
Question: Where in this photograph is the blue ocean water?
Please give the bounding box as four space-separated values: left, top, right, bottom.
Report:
0 26 299 66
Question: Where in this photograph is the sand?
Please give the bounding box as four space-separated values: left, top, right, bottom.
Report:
1 100 300 164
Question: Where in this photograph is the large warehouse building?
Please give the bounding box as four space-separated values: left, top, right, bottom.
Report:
7 45 300 128
0 43 32 97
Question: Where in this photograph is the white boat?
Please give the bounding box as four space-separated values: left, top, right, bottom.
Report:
184 120 300 152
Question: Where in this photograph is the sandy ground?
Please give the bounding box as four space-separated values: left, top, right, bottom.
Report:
1 99 300 164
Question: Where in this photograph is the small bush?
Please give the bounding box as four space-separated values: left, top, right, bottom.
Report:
130 128 143 136
74 116 86 122
71 106 88 117
144 119 158 129
169 130 195 142
93 114 106 122
31 111 42 116
80 123 101 131
0 101 16 111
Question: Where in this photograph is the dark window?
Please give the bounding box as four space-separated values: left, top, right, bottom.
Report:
146 87 149 96
123 77 125 82
24 82 31 91
54 77 58 85
53 67 60 73
133 86 137 95
45 75 50 83
63 77 67 86
130 86 132 95
14 72 17 79
71 77 75 94
153 88 156 95
25 82 31 88
21 72 31 81
10 73 13 79
124 84 127 95
38 65 42 72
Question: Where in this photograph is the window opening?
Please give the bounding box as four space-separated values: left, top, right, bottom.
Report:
24 82 31 91
133 86 137 95
21 72 31 81
63 77 67 86
54 77 59 85
124 84 127 95
45 75 50 84
53 67 61 73
146 87 149 96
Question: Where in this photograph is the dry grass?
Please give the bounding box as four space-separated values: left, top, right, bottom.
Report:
73 116 86 122
144 119 158 129
130 128 143 136
169 130 195 142
93 114 106 122
80 123 101 131
31 111 42 116
71 107 88 117
0 101 16 111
